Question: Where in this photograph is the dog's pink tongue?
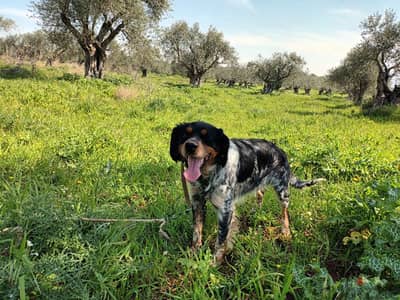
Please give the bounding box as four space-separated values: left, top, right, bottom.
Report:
184 157 204 182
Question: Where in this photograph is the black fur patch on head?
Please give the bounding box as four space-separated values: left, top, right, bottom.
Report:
169 123 187 162
169 121 230 166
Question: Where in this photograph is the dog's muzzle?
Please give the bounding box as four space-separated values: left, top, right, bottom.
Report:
185 141 198 155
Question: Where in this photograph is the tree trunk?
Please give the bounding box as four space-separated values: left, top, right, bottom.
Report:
354 81 364 105
141 67 148 77
262 82 273 94
189 75 201 87
84 50 91 77
83 43 106 78
373 55 397 106
374 70 396 106
46 57 53 66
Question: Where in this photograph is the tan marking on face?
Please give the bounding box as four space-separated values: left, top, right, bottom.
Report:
178 143 185 159
200 145 218 176
200 128 207 136
186 126 193 134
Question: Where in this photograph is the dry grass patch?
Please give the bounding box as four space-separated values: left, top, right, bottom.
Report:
115 85 141 101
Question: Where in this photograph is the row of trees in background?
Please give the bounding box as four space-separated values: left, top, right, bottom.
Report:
0 5 317 92
160 21 312 90
1 1 399 106
0 14 309 91
0 30 79 66
328 9 400 106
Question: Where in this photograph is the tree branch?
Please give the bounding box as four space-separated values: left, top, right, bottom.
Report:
101 22 125 48
60 12 86 50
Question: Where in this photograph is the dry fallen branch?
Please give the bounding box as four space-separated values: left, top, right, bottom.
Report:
80 217 170 240
0 226 23 234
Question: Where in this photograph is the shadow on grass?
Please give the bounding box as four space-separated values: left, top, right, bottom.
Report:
330 103 353 110
56 72 81 82
163 82 191 89
0 65 37 79
287 109 355 119
361 105 400 123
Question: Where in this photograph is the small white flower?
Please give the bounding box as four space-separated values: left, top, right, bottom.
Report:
27 240 33 247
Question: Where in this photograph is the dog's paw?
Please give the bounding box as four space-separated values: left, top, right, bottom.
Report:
279 227 292 241
191 241 202 252
212 249 225 266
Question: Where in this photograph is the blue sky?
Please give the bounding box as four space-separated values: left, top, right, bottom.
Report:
1 0 400 75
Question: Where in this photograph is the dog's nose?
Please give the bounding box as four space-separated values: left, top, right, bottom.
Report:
185 141 198 154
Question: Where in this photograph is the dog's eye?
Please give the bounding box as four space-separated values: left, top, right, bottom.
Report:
201 128 207 136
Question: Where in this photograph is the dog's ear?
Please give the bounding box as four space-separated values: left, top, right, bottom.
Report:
169 123 185 162
216 128 230 166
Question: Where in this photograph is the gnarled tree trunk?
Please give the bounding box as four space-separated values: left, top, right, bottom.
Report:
189 76 201 87
374 54 398 106
188 69 202 87
83 43 106 78
141 67 148 77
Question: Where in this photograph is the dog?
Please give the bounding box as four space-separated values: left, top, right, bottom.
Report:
169 121 324 264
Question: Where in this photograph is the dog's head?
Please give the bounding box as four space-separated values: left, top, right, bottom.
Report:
170 121 230 182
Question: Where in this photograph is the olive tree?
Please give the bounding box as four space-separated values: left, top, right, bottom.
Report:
251 52 305 94
31 0 169 78
162 21 236 87
0 16 15 32
328 45 376 105
360 9 400 105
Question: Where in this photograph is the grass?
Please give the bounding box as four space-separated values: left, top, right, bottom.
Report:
0 62 399 299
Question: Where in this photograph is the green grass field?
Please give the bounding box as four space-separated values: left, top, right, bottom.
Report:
0 63 399 299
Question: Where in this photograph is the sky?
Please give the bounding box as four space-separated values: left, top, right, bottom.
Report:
1 0 400 75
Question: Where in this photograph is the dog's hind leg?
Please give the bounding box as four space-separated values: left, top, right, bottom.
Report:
274 185 291 237
256 188 265 208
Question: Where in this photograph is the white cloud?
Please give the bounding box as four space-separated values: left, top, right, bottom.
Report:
226 30 362 75
226 0 255 13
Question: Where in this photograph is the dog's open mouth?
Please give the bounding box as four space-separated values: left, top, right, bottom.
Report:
183 154 211 182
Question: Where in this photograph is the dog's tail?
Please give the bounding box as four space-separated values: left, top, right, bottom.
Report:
289 175 326 189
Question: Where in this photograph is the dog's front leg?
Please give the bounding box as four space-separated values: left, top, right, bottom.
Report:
211 187 236 264
191 194 206 250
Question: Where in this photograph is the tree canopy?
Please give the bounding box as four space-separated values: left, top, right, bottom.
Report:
162 21 236 87
31 0 170 78
360 9 400 105
328 45 376 105
0 16 15 32
251 52 305 94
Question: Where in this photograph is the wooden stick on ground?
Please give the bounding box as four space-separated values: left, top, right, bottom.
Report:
80 217 170 240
